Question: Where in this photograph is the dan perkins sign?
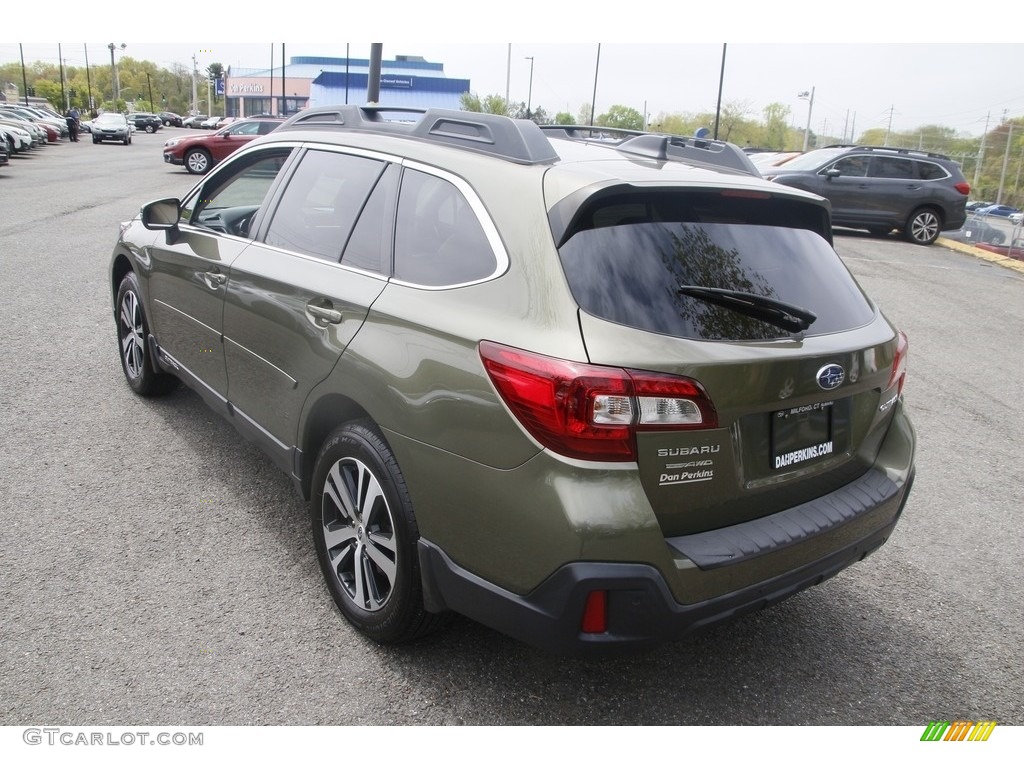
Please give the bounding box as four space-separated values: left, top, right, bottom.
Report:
229 82 265 95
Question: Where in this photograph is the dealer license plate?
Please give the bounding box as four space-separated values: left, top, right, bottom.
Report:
772 401 835 470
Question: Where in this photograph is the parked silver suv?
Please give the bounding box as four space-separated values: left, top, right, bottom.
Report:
765 145 970 245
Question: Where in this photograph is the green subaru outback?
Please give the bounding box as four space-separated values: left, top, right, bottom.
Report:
109 107 915 653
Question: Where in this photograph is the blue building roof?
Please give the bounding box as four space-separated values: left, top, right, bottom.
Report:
229 55 471 111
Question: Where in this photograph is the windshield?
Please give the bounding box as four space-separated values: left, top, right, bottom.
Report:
771 147 850 172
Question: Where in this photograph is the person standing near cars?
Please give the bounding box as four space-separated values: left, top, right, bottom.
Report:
66 108 80 142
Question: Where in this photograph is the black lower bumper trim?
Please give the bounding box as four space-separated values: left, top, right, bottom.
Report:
418 469 913 655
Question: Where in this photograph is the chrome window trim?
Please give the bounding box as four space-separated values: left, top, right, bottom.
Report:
176 140 511 290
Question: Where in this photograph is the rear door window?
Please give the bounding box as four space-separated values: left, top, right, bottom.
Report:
870 156 914 179
263 149 386 262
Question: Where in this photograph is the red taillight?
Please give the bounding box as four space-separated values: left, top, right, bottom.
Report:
954 182 971 196
479 341 717 462
888 331 908 395
581 590 608 634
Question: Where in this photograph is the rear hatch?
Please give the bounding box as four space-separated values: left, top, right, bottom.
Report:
553 186 906 536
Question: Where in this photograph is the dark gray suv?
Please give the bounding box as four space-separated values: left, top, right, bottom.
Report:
765 145 970 245
109 109 915 653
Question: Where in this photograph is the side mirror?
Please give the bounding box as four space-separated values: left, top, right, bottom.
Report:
825 168 841 179
141 198 182 243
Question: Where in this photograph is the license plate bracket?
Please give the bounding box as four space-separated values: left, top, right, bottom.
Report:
772 401 835 470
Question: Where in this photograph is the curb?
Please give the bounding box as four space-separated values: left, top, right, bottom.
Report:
937 237 1024 274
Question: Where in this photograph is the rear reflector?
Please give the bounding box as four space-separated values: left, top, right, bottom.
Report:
888 331 909 395
581 590 608 634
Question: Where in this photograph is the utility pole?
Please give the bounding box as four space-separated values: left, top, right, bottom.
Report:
524 56 534 119
997 122 1014 204
59 44 67 110
883 105 894 147
974 112 990 191
799 87 814 152
714 44 726 141
191 53 198 115
84 44 95 114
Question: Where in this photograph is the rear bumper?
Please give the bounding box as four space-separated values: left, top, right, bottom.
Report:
419 466 914 655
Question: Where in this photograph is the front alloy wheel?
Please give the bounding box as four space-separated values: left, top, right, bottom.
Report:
185 149 211 174
906 209 941 245
119 288 146 381
115 273 176 396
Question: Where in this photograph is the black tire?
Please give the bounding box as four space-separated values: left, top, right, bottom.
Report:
185 148 211 175
904 208 942 245
311 420 446 645
92 136 99 144
989 231 1006 246
115 272 177 396
145 124 155 133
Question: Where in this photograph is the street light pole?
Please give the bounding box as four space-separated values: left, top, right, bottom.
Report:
108 43 126 108
799 87 815 152
524 56 534 119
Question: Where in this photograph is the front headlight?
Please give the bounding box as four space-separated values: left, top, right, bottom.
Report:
164 139 181 148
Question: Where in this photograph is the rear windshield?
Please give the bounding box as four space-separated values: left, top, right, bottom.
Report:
557 191 875 341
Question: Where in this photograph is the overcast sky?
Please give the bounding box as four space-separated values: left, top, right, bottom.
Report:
9 5 1023 138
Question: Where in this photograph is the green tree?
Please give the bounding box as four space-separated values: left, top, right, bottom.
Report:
596 104 644 130
759 102 791 150
460 92 512 116
554 111 574 125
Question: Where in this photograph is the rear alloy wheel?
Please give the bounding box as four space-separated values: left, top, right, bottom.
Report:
115 272 177 396
905 209 941 245
145 124 156 133
311 421 445 644
185 148 211 174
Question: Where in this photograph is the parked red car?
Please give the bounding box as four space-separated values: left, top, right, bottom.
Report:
162 117 283 174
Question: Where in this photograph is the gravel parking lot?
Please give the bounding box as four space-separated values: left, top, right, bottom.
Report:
1 133 1022 728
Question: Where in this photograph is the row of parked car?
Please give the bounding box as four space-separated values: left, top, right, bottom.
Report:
152 110 252 131
0 102 71 164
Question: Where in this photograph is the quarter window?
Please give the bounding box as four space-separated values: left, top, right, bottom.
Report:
917 161 948 180
393 169 496 286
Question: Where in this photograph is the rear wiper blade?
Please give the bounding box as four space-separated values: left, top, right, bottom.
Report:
677 286 817 334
